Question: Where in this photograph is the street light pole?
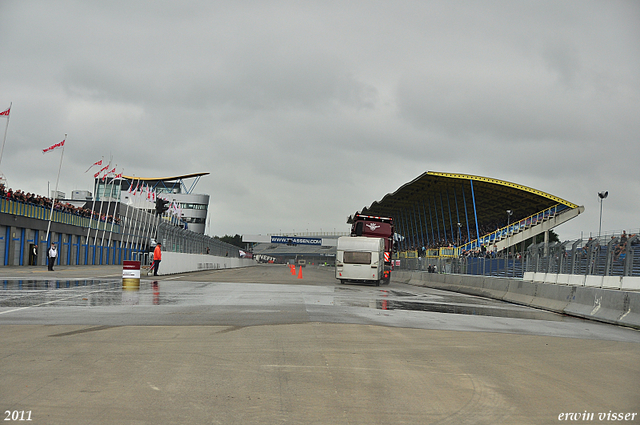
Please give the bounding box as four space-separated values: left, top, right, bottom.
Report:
598 191 608 239
506 210 513 276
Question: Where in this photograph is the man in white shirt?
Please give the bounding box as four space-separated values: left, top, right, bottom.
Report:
48 244 58 271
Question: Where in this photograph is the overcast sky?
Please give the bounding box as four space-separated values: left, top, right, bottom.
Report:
1 1 638 240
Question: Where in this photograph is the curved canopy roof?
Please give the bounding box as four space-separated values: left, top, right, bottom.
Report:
356 171 580 244
121 172 209 182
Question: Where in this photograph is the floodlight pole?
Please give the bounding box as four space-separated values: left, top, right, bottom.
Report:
506 210 513 276
598 191 608 239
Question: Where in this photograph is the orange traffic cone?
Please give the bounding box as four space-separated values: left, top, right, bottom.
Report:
297 266 303 279
290 265 296 275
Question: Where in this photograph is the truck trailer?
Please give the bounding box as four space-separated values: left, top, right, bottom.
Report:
335 236 388 286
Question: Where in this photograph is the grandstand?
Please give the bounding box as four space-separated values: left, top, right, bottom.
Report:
354 171 584 257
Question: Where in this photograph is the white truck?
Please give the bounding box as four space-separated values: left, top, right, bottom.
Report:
335 236 388 286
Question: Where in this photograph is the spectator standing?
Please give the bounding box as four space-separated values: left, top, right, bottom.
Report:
48 244 58 271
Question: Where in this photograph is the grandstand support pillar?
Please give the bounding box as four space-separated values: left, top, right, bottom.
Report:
543 230 549 257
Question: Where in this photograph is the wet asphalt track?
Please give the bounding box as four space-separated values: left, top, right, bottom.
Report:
1 264 639 424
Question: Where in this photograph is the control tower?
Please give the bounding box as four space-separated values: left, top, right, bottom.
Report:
95 172 210 234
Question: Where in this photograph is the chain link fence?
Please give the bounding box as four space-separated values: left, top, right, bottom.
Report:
396 232 640 279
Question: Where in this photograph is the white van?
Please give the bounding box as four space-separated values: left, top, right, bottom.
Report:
335 236 387 286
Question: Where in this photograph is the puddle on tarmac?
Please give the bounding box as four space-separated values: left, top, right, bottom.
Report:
337 287 567 321
371 298 567 321
0 279 171 307
1 279 114 290
1 280 569 321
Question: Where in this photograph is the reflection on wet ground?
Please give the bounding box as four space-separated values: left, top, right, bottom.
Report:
338 288 568 321
0 279 149 307
0 279 566 322
1 279 113 290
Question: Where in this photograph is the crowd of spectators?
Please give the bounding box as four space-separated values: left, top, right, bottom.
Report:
614 230 637 261
0 184 120 224
400 221 505 253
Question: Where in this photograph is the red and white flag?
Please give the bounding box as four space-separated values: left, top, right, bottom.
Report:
102 166 116 181
0 106 10 117
42 139 65 154
85 159 102 173
94 164 109 178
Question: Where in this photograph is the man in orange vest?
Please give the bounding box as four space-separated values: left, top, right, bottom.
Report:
152 242 162 276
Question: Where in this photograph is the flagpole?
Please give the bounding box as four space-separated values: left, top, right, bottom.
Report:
100 166 117 247
0 102 12 172
123 178 136 259
45 134 66 244
106 170 122 259
85 159 106 254
143 195 156 254
92 157 111 260
86 175 99 261
131 181 143 259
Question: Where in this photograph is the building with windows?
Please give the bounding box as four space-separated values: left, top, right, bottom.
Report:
95 172 210 234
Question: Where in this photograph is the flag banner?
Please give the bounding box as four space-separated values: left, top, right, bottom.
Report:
0 106 10 116
102 166 116 181
42 139 65 154
85 159 102 173
94 164 109 178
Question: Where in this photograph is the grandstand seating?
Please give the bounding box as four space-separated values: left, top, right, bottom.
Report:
460 204 580 253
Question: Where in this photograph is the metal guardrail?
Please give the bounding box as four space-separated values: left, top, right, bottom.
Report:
396 232 640 279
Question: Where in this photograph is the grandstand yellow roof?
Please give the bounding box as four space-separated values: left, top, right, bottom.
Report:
358 171 579 227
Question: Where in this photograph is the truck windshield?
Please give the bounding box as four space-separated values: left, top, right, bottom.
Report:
343 251 371 264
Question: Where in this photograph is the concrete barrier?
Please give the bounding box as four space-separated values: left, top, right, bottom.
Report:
479 276 510 300
503 279 537 305
584 275 603 288
564 287 640 328
533 272 546 283
529 284 575 312
157 252 255 275
602 276 622 290
394 270 640 329
568 274 585 287
621 276 640 291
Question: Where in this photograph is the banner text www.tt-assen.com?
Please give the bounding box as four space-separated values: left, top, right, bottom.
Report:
271 237 322 246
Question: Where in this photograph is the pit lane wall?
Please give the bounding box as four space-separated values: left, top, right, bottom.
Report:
392 271 640 330
158 252 256 275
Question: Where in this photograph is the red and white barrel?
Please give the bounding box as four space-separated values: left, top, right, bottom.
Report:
122 260 141 290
